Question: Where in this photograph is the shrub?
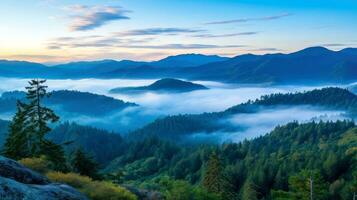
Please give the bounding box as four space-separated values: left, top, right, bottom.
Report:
83 181 137 200
47 172 92 189
19 156 51 174
46 171 137 200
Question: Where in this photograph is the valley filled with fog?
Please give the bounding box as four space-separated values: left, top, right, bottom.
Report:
0 78 352 142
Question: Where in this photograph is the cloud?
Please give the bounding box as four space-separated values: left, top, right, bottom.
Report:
206 13 292 25
5 54 66 60
321 43 349 47
223 106 347 142
46 35 154 49
120 44 246 49
68 5 130 31
251 48 283 52
115 28 204 36
192 32 258 38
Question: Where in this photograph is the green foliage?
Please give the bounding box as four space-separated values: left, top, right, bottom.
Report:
72 149 99 179
40 140 68 172
203 153 222 193
241 179 259 200
202 153 235 199
19 156 51 174
3 79 61 160
48 122 126 165
25 79 59 155
108 121 357 200
3 101 30 160
157 176 221 200
287 170 328 200
47 171 137 200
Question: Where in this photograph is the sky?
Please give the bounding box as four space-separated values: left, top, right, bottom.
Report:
0 0 356 63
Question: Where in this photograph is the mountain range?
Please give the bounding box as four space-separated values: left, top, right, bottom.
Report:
1 47 357 84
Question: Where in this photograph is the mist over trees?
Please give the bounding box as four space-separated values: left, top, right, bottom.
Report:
0 81 356 199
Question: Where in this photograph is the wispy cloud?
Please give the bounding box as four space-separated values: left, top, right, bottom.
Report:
46 35 153 49
67 5 130 31
321 43 349 47
192 32 258 38
251 48 283 52
206 13 292 25
120 44 246 49
115 28 204 36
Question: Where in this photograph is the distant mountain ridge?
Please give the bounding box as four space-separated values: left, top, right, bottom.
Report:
1 47 357 84
151 54 228 68
183 46 357 84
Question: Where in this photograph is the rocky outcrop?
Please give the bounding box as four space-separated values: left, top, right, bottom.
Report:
0 156 88 200
0 156 49 184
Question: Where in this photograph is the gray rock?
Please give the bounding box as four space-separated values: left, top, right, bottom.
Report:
0 156 49 184
0 156 88 200
0 177 88 200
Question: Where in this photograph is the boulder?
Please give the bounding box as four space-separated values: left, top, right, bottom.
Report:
0 156 49 184
0 156 88 200
0 177 88 200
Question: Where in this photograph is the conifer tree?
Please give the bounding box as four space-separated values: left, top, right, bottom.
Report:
72 149 99 179
288 170 328 200
3 79 61 161
242 179 259 200
203 152 236 199
3 101 30 160
203 153 223 193
25 79 59 155
40 140 67 172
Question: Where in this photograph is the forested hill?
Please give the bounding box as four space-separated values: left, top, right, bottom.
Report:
105 120 357 200
47 122 127 165
226 87 357 114
0 121 127 165
110 78 208 93
130 87 357 141
0 90 137 116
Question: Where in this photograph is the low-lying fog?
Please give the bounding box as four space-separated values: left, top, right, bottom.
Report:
0 78 352 142
190 106 348 143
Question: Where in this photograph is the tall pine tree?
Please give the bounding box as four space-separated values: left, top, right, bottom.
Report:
3 101 30 160
3 79 61 162
203 152 236 199
25 79 59 155
288 170 328 200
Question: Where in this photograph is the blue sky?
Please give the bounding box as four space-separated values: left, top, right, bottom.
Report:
0 0 356 63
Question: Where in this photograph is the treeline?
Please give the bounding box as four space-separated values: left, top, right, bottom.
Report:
0 90 136 116
0 120 127 166
106 120 357 199
130 113 222 141
227 87 357 113
47 122 128 165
